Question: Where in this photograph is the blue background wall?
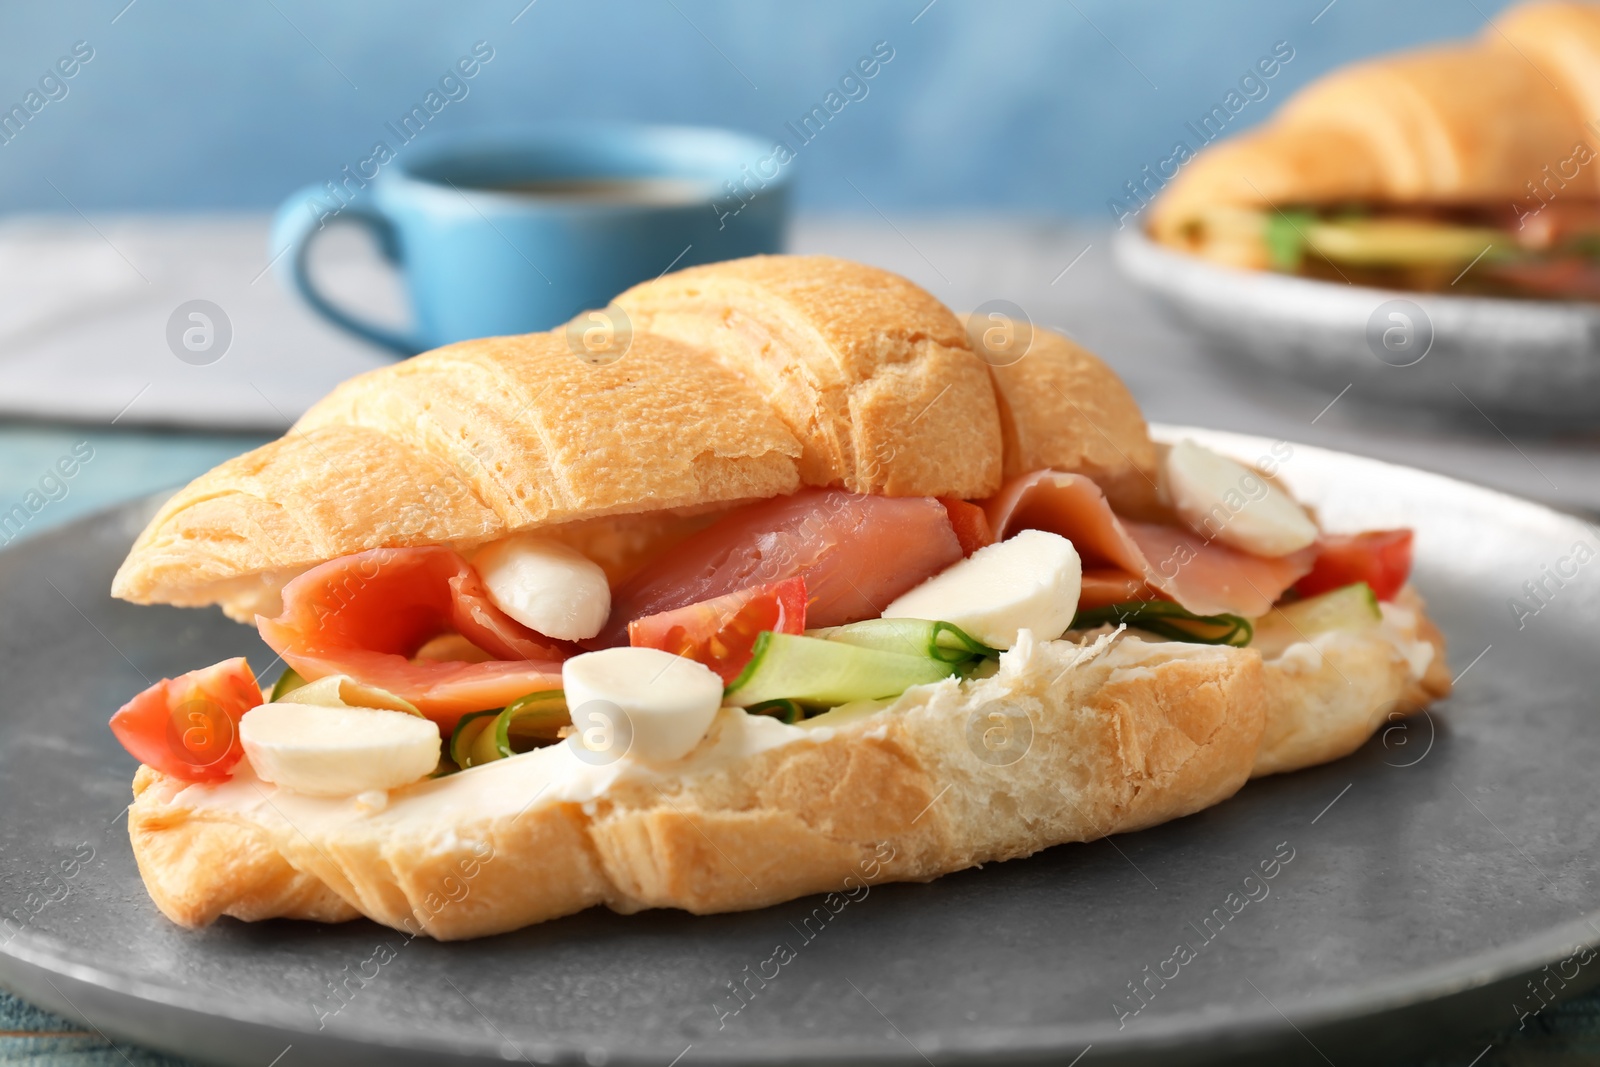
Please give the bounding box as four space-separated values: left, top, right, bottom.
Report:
0 0 1515 219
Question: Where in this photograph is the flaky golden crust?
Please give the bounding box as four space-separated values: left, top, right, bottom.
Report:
130 765 359 924
108 425 505 615
127 635 1265 940
112 331 803 610
1495 1 1600 124
1403 592 1456 710
986 326 1160 513
1149 127 1387 251
114 256 1035 612
1252 586 1451 777
1278 46 1585 201
124 589 1455 938
616 255 1003 499
1152 3 1600 245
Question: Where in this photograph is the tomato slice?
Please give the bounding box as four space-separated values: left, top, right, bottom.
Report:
938 497 994 557
109 657 262 782
1294 529 1414 602
628 577 807 684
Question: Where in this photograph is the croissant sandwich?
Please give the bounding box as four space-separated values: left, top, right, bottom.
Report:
108 254 1450 940
1149 0 1600 300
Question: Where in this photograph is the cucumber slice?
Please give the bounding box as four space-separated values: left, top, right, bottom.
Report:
1306 218 1511 267
1071 601 1253 647
467 719 504 768
745 698 805 724
1251 582 1382 658
725 632 961 708
806 619 996 663
449 710 501 770
493 689 568 758
1265 209 1317 271
269 668 308 702
798 697 893 731
444 692 568 772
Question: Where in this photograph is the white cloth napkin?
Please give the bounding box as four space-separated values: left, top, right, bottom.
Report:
0 215 401 429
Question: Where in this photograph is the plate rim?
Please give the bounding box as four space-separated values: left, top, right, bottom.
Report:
1113 225 1600 320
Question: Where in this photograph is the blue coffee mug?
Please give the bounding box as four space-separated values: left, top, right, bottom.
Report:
270 123 790 355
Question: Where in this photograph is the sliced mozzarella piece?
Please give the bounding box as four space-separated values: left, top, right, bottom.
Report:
562 647 722 764
1164 440 1318 558
882 529 1081 650
473 534 611 642
240 703 440 797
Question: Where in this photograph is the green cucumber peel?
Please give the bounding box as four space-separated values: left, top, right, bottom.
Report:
1250 582 1380 658
1262 581 1379 633
1071 600 1254 647
268 668 308 702
745 698 806 724
493 689 568 758
447 691 571 771
806 618 997 663
449 709 501 770
725 631 961 708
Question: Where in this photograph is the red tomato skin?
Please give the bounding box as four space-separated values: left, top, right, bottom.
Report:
109 657 262 782
1294 530 1414 601
766 577 807 636
938 498 994 557
629 577 807 684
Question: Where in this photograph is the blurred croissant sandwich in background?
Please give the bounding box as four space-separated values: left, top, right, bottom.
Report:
1151 0 1600 299
106 255 1447 940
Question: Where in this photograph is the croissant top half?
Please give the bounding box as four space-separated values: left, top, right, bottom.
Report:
1150 0 1600 241
111 255 1156 616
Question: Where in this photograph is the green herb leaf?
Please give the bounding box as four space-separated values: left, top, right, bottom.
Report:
1264 210 1317 272
1071 600 1253 647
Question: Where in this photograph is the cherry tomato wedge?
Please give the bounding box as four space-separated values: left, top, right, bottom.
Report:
1294 529 1414 602
628 577 807 685
938 497 994 557
109 657 263 782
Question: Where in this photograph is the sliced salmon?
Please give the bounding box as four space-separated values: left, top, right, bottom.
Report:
594 489 964 646
256 547 566 732
986 471 1315 618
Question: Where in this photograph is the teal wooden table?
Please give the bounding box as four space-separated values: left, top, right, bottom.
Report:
0 423 270 551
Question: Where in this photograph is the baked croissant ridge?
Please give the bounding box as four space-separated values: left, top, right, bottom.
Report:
108 255 1449 940
1149 0 1600 300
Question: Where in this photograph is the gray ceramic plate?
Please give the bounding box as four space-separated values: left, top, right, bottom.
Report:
1114 230 1600 423
2 427 1598 1067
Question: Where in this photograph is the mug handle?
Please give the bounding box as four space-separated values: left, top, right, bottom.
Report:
269 184 425 356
